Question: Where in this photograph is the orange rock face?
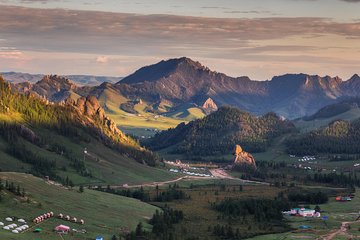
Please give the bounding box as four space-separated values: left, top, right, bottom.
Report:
233 144 256 168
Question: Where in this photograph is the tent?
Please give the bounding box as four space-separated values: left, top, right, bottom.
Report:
299 225 311 229
55 225 70 232
33 228 42 232
96 236 104 240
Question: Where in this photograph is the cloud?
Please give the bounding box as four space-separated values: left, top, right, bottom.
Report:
1 5 360 56
96 56 109 64
0 5 359 79
0 50 27 60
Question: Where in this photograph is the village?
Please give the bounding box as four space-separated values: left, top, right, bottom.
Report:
0 211 98 239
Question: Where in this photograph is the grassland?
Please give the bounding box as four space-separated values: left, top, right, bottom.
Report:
148 183 287 239
100 94 185 133
251 188 360 240
0 172 159 240
97 88 207 137
138 180 360 240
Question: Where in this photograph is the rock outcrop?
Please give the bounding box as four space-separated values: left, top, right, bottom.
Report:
201 97 218 114
67 95 127 141
233 144 256 168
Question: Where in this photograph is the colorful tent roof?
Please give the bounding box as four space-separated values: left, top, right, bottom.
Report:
55 225 70 232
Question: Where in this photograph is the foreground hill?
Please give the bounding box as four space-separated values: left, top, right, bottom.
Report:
0 76 173 185
146 106 295 157
0 172 157 239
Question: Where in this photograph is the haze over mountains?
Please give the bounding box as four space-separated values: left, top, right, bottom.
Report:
5 57 360 119
2 72 122 85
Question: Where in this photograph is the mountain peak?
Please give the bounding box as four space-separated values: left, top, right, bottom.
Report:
175 57 204 69
119 57 209 85
350 74 360 80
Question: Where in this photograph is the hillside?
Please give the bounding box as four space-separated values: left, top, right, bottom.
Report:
295 98 360 132
0 172 158 239
287 118 360 155
0 76 174 185
146 106 295 157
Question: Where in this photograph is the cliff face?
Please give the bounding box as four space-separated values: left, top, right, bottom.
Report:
233 144 256 168
65 95 129 144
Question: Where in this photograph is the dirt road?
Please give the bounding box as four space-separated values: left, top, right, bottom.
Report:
210 169 269 185
317 220 359 240
109 168 268 188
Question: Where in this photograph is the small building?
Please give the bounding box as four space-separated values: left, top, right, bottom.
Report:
55 225 70 233
96 236 104 240
336 196 352 202
289 208 317 217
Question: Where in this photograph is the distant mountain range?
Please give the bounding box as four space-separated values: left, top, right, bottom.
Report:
3 57 360 119
1 72 122 86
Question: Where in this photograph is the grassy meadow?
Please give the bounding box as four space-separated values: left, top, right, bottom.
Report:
0 172 159 240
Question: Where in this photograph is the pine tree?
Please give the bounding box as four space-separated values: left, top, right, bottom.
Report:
135 222 143 236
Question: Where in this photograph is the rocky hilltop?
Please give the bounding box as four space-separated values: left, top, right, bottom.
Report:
233 144 256 168
65 95 132 145
13 74 78 102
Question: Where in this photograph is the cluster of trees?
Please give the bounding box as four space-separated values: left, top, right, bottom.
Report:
307 172 360 187
126 206 184 240
154 184 188 202
328 154 360 162
214 198 290 223
287 191 328 204
96 185 151 202
96 184 188 203
147 106 295 157
150 207 184 235
287 119 360 155
0 180 26 198
0 122 91 179
212 224 242 239
235 160 288 182
5 141 57 178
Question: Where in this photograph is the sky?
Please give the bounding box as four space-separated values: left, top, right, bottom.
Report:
0 0 359 80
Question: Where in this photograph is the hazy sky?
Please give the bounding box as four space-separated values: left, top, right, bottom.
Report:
0 0 359 80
